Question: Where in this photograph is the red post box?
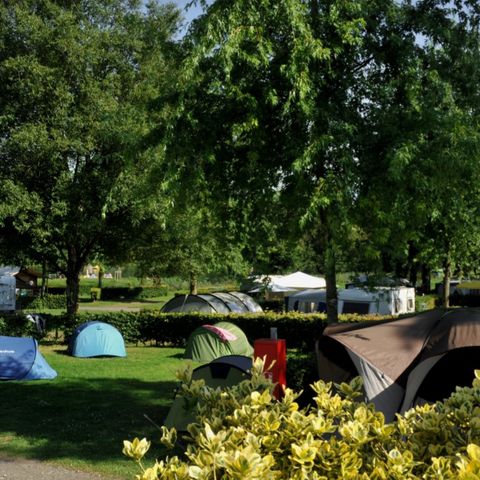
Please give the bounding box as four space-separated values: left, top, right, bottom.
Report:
254 338 286 399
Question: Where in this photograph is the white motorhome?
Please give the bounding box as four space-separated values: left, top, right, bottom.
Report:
286 286 415 315
0 275 16 312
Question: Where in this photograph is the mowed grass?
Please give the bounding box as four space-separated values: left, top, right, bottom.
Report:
0 345 187 479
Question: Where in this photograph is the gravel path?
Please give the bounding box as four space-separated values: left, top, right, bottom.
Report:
0 456 119 480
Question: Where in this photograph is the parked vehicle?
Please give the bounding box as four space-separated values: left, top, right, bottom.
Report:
286 286 416 315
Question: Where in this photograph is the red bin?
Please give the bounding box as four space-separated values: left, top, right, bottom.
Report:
254 338 286 398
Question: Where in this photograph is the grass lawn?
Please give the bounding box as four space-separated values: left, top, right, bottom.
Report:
0 345 188 479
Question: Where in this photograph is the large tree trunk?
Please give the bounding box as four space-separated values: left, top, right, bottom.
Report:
442 253 451 308
421 264 431 294
65 247 83 320
406 241 419 287
189 272 198 295
324 243 338 324
66 272 80 318
40 258 47 298
98 265 103 289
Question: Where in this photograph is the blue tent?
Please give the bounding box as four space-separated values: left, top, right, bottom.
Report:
68 321 126 358
0 336 57 380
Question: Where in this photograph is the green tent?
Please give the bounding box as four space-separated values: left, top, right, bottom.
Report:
164 355 252 432
184 321 253 362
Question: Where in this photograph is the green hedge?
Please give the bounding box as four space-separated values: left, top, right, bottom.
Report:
0 312 64 339
47 286 92 296
19 294 67 310
46 286 168 300
18 311 393 349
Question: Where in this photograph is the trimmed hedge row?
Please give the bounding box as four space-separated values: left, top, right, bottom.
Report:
1 311 394 349
47 286 92 296
0 312 64 339
46 286 169 300
69 311 331 348
18 294 66 310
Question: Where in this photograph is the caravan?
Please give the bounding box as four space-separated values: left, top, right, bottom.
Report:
0 276 16 312
287 286 415 315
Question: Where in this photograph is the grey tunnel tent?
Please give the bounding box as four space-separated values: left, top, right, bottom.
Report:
315 308 480 422
164 355 253 433
161 292 263 314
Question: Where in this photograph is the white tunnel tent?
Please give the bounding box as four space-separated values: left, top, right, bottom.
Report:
161 292 263 314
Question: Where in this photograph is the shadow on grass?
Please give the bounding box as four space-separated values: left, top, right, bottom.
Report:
168 352 184 359
0 377 178 465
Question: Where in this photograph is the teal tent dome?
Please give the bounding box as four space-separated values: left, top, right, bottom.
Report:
68 321 126 358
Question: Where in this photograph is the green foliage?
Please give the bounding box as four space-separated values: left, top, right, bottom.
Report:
90 287 102 301
9 310 395 349
0 0 181 315
46 285 169 300
0 312 64 338
0 313 38 337
125 363 480 479
354 1 480 296
286 349 318 407
415 294 437 312
135 311 332 349
136 287 170 299
19 294 66 310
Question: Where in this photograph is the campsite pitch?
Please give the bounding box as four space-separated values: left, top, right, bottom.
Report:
0 345 185 479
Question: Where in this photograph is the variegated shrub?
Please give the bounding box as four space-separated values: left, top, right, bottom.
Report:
124 359 480 479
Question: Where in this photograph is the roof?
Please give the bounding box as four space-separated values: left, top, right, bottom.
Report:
249 271 326 292
288 286 411 302
0 266 41 278
161 292 262 313
0 266 20 276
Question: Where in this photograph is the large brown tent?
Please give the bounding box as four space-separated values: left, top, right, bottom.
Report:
316 309 480 421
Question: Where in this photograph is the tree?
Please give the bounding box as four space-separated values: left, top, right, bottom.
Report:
355 0 480 306
160 0 426 322
0 0 181 316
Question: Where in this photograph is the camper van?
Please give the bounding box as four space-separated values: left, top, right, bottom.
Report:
287 286 415 315
0 275 16 312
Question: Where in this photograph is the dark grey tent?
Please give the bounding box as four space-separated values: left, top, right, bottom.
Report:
164 355 252 432
316 309 480 421
161 292 262 314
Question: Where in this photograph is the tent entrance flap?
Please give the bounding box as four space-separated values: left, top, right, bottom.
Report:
164 357 252 433
348 350 404 422
316 309 480 420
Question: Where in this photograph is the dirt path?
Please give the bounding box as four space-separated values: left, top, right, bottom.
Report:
0 456 119 480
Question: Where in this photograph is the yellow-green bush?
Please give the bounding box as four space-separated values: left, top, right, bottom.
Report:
124 360 480 479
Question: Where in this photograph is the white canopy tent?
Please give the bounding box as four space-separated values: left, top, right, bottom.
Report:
248 271 326 294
